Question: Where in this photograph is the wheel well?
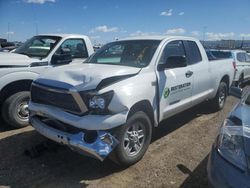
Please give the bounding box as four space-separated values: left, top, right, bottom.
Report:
220 75 230 93
128 100 155 126
0 80 33 106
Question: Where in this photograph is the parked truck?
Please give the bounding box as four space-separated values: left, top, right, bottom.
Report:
29 36 235 166
206 49 250 87
0 34 94 128
231 50 250 86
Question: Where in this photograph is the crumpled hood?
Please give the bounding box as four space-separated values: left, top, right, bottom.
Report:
36 63 141 91
0 52 39 66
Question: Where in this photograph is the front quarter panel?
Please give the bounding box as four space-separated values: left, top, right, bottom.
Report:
101 70 157 122
0 71 38 90
0 66 51 90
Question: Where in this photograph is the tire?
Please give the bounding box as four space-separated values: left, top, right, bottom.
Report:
1 91 30 128
110 111 152 166
211 82 227 111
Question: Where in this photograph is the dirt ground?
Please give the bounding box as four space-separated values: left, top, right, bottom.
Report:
0 89 242 188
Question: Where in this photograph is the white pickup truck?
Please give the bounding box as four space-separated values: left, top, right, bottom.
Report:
206 49 250 86
0 34 94 128
231 50 250 86
29 36 235 166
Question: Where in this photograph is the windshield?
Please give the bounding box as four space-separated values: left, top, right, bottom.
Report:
85 40 160 68
15 36 61 58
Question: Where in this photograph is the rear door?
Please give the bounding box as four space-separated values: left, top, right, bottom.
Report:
184 40 212 105
157 40 193 121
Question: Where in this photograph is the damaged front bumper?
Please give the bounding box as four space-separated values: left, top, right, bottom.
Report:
30 116 119 161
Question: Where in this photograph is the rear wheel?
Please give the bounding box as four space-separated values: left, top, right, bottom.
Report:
211 82 227 111
1 91 30 128
110 111 152 166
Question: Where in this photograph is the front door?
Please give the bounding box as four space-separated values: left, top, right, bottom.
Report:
156 40 193 122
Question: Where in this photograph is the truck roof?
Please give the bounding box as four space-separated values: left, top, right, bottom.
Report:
37 33 89 39
121 35 198 41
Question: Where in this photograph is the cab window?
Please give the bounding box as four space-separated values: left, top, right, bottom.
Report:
56 39 88 58
159 40 186 65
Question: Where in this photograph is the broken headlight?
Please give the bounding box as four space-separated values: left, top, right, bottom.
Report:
88 91 114 114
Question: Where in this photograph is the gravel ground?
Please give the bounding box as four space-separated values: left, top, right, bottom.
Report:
0 91 241 188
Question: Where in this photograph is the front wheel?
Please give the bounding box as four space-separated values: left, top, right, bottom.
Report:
210 82 227 111
1 91 30 128
110 111 152 166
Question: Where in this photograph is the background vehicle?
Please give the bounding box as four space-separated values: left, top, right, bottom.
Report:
231 50 250 86
0 34 94 128
207 87 250 187
0 42 17 52
29 36 235 166
207 49 250 87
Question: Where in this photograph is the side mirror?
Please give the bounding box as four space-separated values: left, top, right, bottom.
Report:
229 87 242 99
157 56 187 71
51 48 72 65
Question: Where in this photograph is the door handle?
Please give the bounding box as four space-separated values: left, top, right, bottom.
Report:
185 70 193 78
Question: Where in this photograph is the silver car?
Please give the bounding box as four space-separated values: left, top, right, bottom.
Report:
207 87 250 187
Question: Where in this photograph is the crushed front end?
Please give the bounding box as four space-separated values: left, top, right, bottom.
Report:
30 115 118 161
29 79 123 161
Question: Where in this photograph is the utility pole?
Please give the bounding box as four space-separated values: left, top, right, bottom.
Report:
31 4 38 35
7 22 10 41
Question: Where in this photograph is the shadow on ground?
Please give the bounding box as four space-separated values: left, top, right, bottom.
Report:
179 155 209 188
153 101 215 142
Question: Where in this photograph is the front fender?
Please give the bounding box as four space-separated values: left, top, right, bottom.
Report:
101 71 157 124
0 71 39 91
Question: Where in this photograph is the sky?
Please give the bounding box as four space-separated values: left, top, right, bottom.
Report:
1 0 250 44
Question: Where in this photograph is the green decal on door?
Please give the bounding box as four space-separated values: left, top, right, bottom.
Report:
163 88 170 98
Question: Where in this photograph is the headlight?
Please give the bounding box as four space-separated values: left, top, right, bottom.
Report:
217 118 247 171
88 91 114 114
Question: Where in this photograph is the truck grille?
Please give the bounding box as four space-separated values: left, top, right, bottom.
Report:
31 83 84 114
